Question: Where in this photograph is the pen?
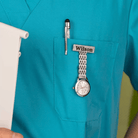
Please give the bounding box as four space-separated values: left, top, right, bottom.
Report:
65 19 70 55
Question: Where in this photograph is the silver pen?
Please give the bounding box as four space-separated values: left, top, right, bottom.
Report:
65 19 70 55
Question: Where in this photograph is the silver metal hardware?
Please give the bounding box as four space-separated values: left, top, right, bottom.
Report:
78 51 87 79
75 78 90 97
65 19 70 55
73 44 95 53
73 44 95 97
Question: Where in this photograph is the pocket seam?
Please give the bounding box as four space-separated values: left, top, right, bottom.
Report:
53 37 119 123
55 103 103 123
54 37 119 59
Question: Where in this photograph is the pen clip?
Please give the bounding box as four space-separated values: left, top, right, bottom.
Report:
65 19 70 55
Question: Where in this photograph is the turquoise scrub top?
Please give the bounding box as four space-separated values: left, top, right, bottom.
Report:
0 0 138 137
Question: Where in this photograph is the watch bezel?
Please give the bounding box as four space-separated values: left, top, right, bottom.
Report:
75 79 90 97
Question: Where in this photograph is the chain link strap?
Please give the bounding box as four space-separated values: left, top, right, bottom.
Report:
78 51 87 79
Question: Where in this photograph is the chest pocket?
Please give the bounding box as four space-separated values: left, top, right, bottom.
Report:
53 37 119 123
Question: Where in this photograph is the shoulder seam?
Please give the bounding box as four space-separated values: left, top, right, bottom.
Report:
125 0 134 56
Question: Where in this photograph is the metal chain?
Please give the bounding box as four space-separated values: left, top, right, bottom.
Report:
78 51 87 79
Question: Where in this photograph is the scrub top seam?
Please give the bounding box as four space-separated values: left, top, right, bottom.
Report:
124 0 134 57
53 38 55 113
0 0 12 25
24 0 31 11
101 43 119 137
21 0 42 29
104 42 119 111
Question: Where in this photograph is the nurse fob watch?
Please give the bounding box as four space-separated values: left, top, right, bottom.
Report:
73 44 95 97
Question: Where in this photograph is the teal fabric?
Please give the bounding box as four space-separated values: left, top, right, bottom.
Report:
0 0 138 137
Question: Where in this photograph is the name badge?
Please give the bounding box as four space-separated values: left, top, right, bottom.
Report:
73 44 95 53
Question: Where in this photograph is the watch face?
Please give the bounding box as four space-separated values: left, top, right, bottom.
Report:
75 79 90 97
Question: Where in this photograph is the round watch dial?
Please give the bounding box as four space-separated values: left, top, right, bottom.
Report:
75 79 90 97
